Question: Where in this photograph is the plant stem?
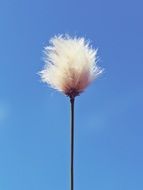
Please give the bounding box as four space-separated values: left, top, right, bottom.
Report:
70 97 75 190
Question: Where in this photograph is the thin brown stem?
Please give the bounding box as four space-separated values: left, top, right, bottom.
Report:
70 97 75 190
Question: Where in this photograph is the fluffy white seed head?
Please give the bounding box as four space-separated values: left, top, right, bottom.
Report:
39 35 103 98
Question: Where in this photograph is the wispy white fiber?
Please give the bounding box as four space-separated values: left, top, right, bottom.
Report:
39 35 103 97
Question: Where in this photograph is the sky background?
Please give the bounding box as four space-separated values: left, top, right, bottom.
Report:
0 0 143 190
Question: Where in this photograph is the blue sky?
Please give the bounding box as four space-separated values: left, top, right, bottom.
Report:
0 0 143 189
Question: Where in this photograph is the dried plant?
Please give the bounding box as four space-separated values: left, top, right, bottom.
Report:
39 35 103 190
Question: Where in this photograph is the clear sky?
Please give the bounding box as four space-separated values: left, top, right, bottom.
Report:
0 0 143 190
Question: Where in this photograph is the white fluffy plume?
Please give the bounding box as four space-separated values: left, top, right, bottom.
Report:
39 35 103 98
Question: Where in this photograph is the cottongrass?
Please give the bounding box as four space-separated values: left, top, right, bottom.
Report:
39 35 103 98
39 34 103 190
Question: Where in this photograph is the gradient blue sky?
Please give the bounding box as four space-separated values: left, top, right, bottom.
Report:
0 0 143 190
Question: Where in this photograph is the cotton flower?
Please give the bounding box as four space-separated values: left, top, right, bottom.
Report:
39 35 103 190
40 35 102 98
